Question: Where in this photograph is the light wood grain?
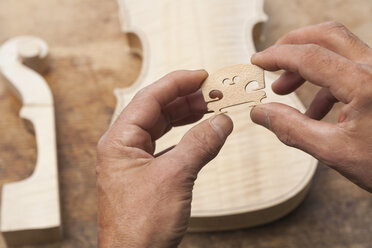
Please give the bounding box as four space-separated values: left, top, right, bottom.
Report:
0 36 61 246
201 64 266 113
0 0 371 247
112 0 317 231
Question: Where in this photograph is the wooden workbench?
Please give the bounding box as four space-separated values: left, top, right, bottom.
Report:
0 0 371 247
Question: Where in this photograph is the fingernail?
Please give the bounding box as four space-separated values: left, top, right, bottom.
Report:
194 69 208 74
251 53 261 64
209 114 233 140
252 51 263 56
250 105 271 130
193 69 209 81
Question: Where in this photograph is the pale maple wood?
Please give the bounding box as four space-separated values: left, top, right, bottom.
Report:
202 64 266 113
113 0 317 231
0 36 61 245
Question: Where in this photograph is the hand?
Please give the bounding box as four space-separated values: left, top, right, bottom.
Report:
251 21 372 192
96 70 233 247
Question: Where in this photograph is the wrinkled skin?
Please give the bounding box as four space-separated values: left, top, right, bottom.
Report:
97 70 233 247
97 22 372 248
251 21 372 192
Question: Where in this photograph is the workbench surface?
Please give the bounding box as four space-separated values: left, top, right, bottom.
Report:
0 0 371 247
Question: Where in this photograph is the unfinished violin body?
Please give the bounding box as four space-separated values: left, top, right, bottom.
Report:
113 0 317 231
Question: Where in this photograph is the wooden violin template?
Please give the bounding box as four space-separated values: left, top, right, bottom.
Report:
0 36 61 245
113 0 317 231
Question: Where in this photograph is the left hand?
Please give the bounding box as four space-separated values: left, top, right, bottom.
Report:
96 70 233 247
251 21 372 192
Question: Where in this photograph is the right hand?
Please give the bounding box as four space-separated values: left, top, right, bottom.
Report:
250 21 372 192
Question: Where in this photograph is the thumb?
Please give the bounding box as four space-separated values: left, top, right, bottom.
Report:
250 102 343 162
163 114 233 175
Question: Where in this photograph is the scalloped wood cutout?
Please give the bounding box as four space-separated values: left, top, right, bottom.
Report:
202 64 266 113
0 36 61 246
113 0 317 231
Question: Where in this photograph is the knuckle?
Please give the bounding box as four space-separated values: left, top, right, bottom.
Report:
333 59 349 74
162 71 177 84
277 29 300 44
96 148 107 177
262 44 280 57
357 64 372 82
130 87 159 112
265 44 283 61
322 21 351 38
96 132 110 158
136 86 148 96
167 70 184 78
163 70 187 83
96 130 128 160
134 85 150 100
276 125 296 148
268 44 282 52
304 43 322 55
301 44 323 64
96 136 117 176
323 21 360 46
354 65 372 101
301 44 348 74
323 21 347 32
95 162 104 178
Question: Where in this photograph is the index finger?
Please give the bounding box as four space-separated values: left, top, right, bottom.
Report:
276 21 372 63
119 70 208 130
106 70 208 153
251 44 360 104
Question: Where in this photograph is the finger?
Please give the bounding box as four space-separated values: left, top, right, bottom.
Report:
118 70 208 131
107 70 208 152
251 44 359 103
272 71 306 95
164 91 207 123
158 114 233 175
250 102 344 163
276 21 372 63
305 88 339 120
272 21 371 95
272 22 372 95
144 91 207 141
